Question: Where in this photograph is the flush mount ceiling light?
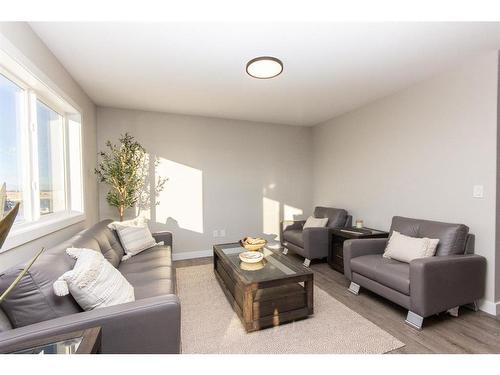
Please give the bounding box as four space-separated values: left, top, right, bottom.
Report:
246 56 283 79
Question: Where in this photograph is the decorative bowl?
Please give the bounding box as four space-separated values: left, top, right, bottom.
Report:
239 251 264 264
240 237 267 251
240 260 265 271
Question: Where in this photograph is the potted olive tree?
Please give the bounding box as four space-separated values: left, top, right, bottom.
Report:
95 133 166 221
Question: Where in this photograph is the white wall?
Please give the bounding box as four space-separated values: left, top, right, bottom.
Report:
312 52 499 313
0 22 98 270
497 57 500 305
97 107 313 258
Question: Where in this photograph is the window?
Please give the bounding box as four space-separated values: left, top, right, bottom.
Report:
0 60 84 251
0 73 25 221
36 100 66 215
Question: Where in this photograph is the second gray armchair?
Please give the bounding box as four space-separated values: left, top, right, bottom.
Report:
343 216 486 329
280 206 351 266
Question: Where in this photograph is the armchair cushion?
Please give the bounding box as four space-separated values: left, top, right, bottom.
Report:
282 229 304 247
351 255 410 295
343 238 388 279
314 206 348 228
390 216 469 256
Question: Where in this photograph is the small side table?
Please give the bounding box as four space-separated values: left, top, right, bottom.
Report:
3 327 101 354
328 227 389 273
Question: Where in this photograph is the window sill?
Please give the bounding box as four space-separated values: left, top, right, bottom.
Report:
1 212 86 252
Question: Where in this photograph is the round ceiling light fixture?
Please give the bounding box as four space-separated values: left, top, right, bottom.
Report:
246 56 283 79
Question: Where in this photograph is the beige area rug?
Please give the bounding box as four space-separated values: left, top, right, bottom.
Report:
176 264 404 354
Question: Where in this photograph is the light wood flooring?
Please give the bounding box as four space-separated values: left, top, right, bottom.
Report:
174 255 500 354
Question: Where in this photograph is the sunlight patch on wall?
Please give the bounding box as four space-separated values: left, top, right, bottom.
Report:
284 204 303 220
155 158 204 233
262 197 280 237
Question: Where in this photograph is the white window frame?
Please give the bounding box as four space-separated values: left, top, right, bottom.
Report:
0 56 85 252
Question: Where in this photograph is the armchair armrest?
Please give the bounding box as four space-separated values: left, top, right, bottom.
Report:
280 220 305 244
302 227 331 259
0 294 181 354
343 238 388 280
410 255 486 317
152 231 173 248
281 220 305 231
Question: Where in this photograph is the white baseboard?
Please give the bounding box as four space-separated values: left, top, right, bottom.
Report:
478 299 500 316
172 250 213 261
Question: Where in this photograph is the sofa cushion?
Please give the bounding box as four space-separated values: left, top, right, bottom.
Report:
350 254 410 295
119 245 174 299
283 229 304 247
0 240 82 328
313 206 347 228
390 216 469 256
0 309 12 332
74 219 125 267
118 245 172 272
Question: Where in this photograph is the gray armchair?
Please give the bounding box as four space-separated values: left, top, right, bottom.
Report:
343 216 486 329
280 206 351 266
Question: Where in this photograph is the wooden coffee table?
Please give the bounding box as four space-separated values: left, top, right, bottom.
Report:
213 243 314 332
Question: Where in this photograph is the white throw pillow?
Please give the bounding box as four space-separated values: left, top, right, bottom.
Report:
383 231 439 263
107 216 147 230
53 248 135 311
303 216 329 229
108 217 156 260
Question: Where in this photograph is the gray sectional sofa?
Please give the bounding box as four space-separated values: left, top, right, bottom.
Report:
343 216 486 329
0 220 180 354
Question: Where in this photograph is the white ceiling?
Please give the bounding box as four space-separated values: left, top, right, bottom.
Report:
30 22 500 126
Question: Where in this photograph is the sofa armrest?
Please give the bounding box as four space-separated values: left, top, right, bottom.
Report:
343 238 388 280
153 231 173 248
302 227 331 259
410 255 486 317
0 294 181 354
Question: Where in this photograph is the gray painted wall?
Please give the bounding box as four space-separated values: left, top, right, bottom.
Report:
312 51 499 310
1 23 497 314
97 107 313 257
0 22 98 270
497 53 500 303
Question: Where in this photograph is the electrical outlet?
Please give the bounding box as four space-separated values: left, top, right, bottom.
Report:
213 230 219 237
473 185 484 199
220 229 226 237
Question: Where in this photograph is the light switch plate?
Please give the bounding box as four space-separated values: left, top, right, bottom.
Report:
213 230 219 237
473 185 484 198
220 229 226 237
